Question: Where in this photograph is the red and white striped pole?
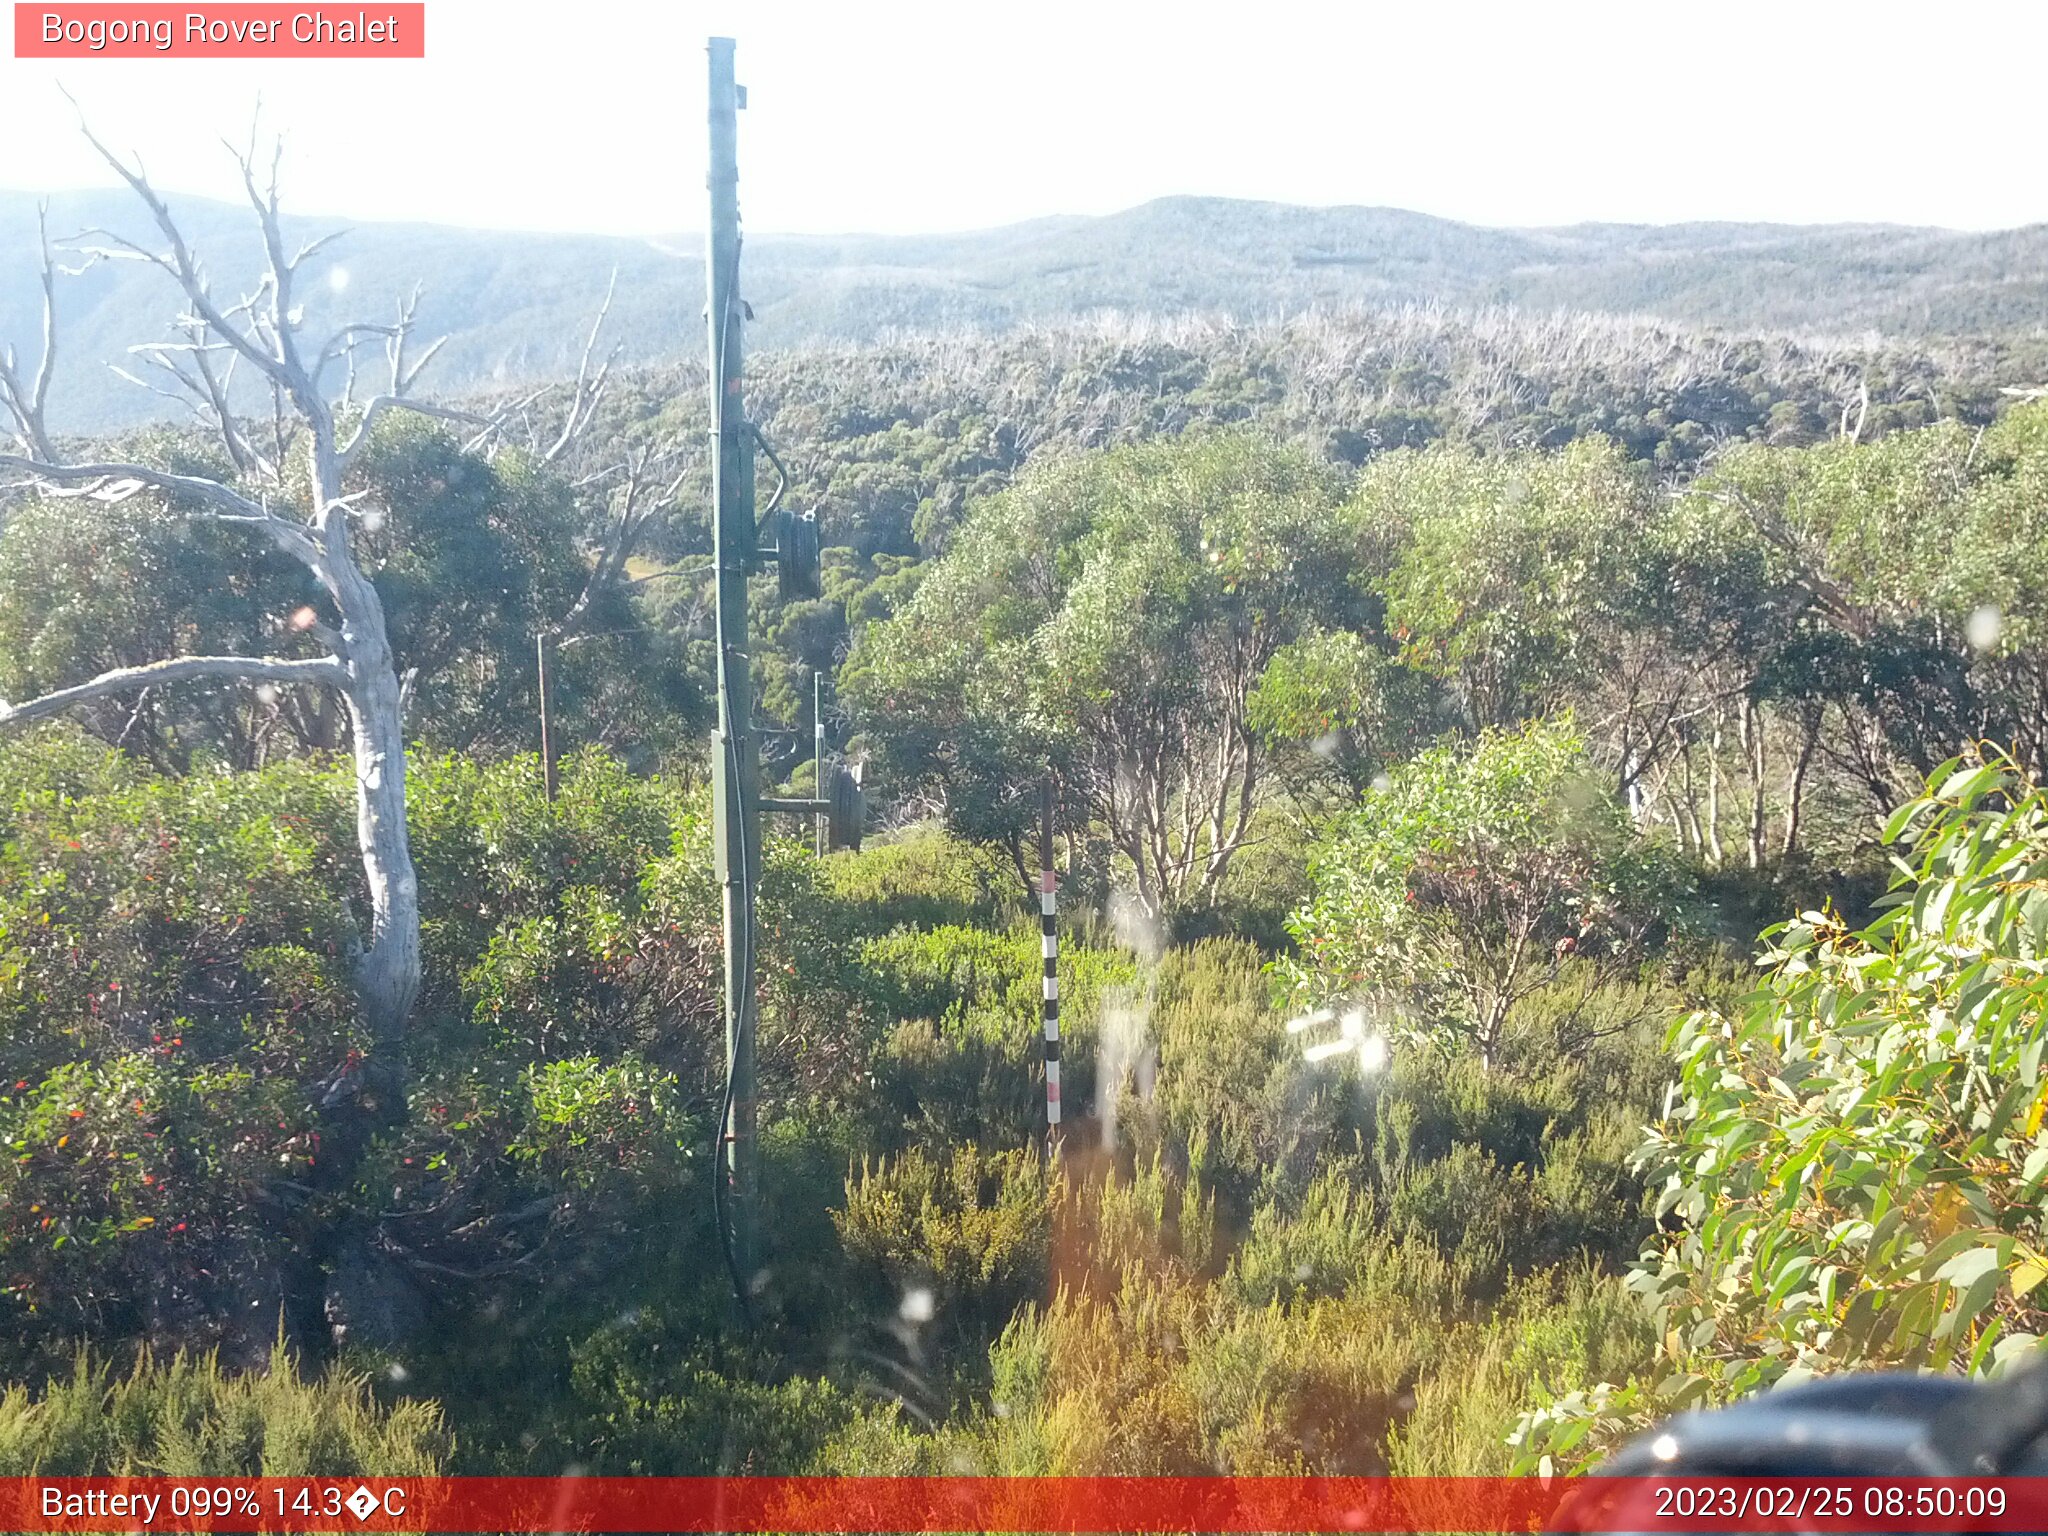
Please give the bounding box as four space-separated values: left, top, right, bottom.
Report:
1039 775 1061 1157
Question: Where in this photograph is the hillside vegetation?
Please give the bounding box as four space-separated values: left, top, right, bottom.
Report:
7 188 2048 430
3 171 2047 1476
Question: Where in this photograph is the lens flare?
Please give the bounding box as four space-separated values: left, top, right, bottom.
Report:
1293 1006 1390 1073
899 1286 934 1323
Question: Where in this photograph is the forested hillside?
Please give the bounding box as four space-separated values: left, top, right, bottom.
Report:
4 166 2048 1481
9 186 2048 430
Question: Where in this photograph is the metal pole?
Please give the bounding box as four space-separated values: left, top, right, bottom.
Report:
536 634 558 802
706 34 759 1291
1039 775 1061 1158
814 671 827 857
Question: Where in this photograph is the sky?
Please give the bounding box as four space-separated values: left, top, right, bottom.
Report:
3 0 2045 238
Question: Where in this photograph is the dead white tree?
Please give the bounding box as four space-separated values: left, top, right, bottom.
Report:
561 444 692 629
434 270 697 640
0 126 502 1057
0 204 64 464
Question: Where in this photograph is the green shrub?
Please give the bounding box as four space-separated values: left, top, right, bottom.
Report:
1225 1170 1456 1314
837 1145 1054 1359
562 1320 859 1474
0 732 750 1381
0 1344 448 1476
1132 939 1290 1205
873 1006 1043 1152
2 1059 316 1365
1515 751 2048 1472
815 827 1019 933
857 925 1028 1025
1644 751 2048 1383
973 1256 1437 1475
1392 1267 1654 1478
857 924 1137 1153
1282 718 1681 1069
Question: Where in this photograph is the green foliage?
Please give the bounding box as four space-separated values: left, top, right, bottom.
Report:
1516 750 2048 1471
837 1144 1055 1364
856 923 1137 1152
1225 1170 1455 1313
1285 719 1680 1066
349 423 593 755
0 1343 447 1476
1126 939 1289 1205
1675 412 2048 800
508 1055 695 1198
848 431 1360 916
1392 1266 1657 1478
0 735 362 1363
0 462 309 771
0 714 1703 1480
562 1322 861 1474
1357 439 1649 729
1249 629 1390 744
0 419 697 771
0 732 744 1379
1650 751 2048 1376
813 828 1019 934
959 1163 1435 1476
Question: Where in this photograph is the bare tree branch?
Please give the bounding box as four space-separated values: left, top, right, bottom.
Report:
0 653 345 730
382 288 450 398
398 334 447 394
336 395 498 474
67 113 303 405
555 442 689 637
543 269 620 465
317 321 402 377
288 228 350 272
317 288 497 471
618 563 714 591
0 203 60 460
1 453 256 517
0 453 319 563
118 327 274 477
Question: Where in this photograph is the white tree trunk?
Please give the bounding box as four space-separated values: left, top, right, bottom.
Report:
0 128 474 1056
336 569 420 1044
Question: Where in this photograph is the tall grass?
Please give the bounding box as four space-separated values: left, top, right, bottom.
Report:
0 1343 449 1476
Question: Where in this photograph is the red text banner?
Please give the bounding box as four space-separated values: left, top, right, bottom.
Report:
14 5 424 58
7 1476 2048 1532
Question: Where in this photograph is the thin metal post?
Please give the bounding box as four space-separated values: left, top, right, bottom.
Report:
1039 775 1061 1158
814 671 827 857
706 34 759 1293
536 634 558 802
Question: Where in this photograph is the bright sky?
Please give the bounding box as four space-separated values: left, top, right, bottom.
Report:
3 0 2045 237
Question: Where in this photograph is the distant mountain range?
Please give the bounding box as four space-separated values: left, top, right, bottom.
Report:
4 189 2046 432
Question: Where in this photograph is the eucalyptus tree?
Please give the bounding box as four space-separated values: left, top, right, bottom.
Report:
1516 749 2048 1473
848 432 1360 922
1353 438 1651 735
1684 409 2048 815
1282 719 1677 1071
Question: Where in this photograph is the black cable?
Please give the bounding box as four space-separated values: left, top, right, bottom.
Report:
709 713 754 1327
707 232 754 1325
751 423 790 519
